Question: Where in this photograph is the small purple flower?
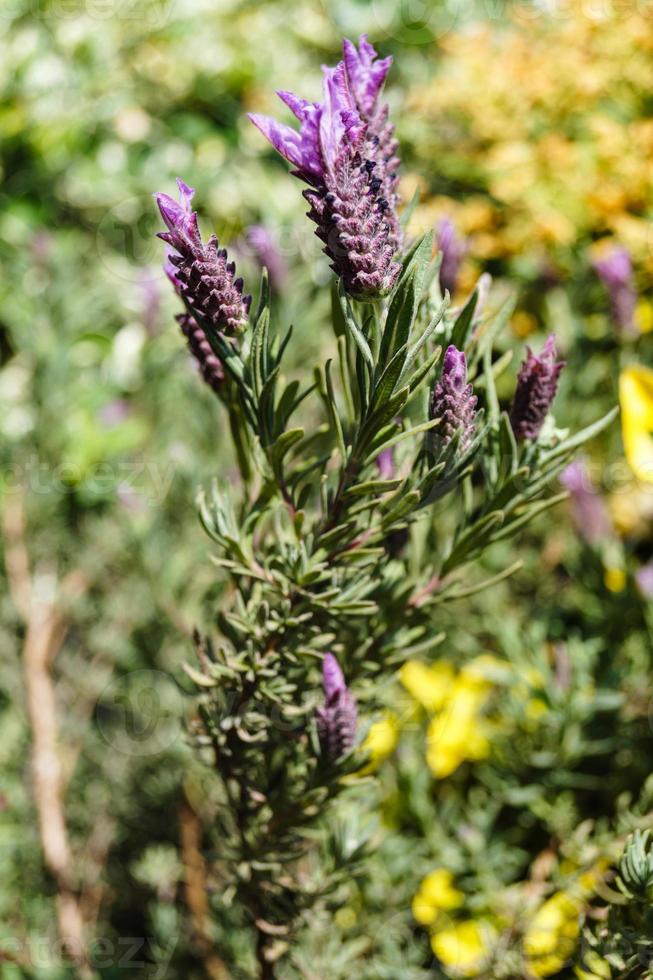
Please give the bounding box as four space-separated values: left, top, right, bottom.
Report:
98 399 129 428
315 653 357 761
437 218 467 297
154 178 251 335
509 334 564 442
429 345 477 453
636 563 653 599
593 245 637 335
560 458 612 545
376 446 395 480
249 39 401 298
244 225 289 293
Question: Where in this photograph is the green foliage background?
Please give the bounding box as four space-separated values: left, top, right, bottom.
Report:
1 1 651 978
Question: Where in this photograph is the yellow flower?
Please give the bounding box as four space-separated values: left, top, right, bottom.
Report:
603 565 626 593
412 869 464 925
426 675 490 778
523 891 582 978
636 299 653 334
358 715 399 775
400 660 455 713
620 366 653 483
431 919 493 977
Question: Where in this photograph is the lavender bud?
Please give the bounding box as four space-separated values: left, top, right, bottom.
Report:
315 653 357 761
509 334 564 442
154 178 251 336
429 345 477 453
560 458 612 545
437 218 467 297
593 245 637 334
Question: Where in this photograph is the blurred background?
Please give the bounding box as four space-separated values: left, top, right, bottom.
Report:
2 0 653 977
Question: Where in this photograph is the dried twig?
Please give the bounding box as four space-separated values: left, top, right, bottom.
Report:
3 492 93 976
180 800 230 979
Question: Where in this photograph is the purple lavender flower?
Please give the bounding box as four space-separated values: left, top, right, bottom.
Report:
437 218 467 297
560 458 612 545
636 563 653 599
593 245 637 334
315 653 357 760
509 334 564 441
376 446 395 480
429 345 477 453
244 225 289 292
249 39 401 298
342 35 401 249
154 178 251 335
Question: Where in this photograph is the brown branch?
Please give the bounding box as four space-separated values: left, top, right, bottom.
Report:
180 800 230 979
3 493 93 977
3 493 32 619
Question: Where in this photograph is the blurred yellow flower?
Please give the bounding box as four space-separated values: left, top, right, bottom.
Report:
603 565 626 593
406 0 653 296
358 715 399 775
635 299 653 334
523 891 582 978
431 919 493 978
620 365 653 483
412 869 464 925
400 660 455 713
426 674 491 778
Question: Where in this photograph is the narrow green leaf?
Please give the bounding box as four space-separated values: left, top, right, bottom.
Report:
345 478 403 498
450 289 478 350
338 280 374 373
270 427 304 468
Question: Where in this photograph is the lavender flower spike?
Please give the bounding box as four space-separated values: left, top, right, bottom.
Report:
249 42 401 298
429 345 477 453
510 334 564 441
342 35 401 251
154 178 251 336
316 653 357 761
593 245 637 335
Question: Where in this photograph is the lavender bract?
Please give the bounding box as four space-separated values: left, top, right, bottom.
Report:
593 245 637 335
315 653 357 761
249 38 401 298
154 179 251 336
510 334 564 442
429 345 477 453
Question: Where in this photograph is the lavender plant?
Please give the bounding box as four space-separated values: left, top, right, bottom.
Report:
152 36 617 978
